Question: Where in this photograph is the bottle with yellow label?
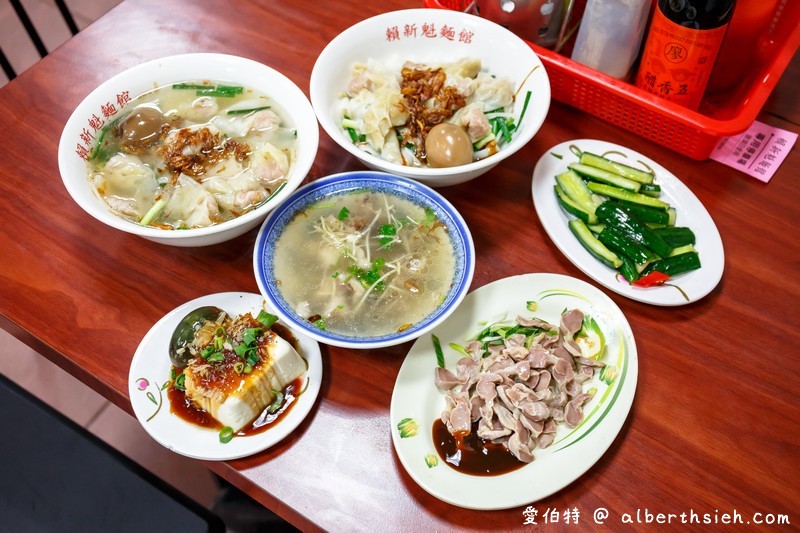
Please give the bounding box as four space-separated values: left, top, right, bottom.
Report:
635 0 736 110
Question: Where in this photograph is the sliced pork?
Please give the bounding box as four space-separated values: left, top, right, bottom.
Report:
436 309 604 464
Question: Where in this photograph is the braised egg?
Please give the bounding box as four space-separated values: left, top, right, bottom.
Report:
425 123 473 168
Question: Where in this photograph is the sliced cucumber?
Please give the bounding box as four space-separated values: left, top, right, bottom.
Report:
568 219 622 269
556 170 596 217
654 226 695 247
588 181 671 210
595 201 674 258
614 202 671 225
579 152 655 184
598 226 657 265
641 251 701 277
568 163 641 193
554 185 597 224
617 255 640 283
668 244 697 256
639 183 661 197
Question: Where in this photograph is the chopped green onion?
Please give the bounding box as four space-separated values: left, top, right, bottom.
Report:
448 343 470 358
496 118 513 144
195 85 243 97
233 362 244 374
200 346 215 359
243 364 253 374
263 181 287 204
315 318 327 330
219 426 234 443
473 132 496 151
172 83 212 90
346 127 359 143
226 105 270 115
267 390 285 414
256 310 278 328
242 327 262 346
207 352 224 363
139 198 166 226
173 373 186 391
234 342 249 358
516 90 533 128
337 207 350 220
213 335 225 351
421 207 437 229
432 334 445 368
342 117 361 130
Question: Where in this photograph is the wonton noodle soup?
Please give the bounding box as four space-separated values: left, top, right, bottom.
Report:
87 81 297 229
273 191 456 337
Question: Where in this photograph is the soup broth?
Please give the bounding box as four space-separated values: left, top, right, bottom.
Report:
273 191 456 337
87 81 297 229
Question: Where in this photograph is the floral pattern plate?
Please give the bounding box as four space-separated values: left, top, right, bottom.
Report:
390 273 637 510
532 139 724 306
128 292 322 461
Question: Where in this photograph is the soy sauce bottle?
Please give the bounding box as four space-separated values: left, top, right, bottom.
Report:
635 0 736 110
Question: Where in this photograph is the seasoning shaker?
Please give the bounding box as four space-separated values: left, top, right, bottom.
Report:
570 0 651 79
476 0 567 49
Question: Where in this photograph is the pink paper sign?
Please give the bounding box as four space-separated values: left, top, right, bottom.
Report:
710 121 798 183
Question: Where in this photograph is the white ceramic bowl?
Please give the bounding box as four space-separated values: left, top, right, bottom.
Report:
253 171 475 349
310 9 550 187
58 53 319 247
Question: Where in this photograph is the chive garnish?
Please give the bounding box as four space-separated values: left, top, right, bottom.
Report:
267 390 284 414
517 90 533 129
219 426 234 443
256 310 278 328
227 105 271 115
432 334 445 368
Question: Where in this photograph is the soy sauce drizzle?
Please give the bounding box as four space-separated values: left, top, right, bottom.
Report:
167 323 305 436
432 419 527 476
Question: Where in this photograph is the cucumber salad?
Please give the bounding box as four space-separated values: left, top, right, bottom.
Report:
553 147 701 293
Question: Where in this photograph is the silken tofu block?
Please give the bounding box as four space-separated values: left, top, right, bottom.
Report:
183 330 305 432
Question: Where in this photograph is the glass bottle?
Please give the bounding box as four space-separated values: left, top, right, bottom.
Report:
635 0 736 110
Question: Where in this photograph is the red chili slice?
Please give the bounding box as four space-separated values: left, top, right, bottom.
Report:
632 271 671 287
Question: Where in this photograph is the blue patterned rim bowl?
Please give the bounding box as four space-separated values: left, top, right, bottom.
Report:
253 171 475 349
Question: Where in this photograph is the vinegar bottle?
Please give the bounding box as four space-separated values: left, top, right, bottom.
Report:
635 0 736 110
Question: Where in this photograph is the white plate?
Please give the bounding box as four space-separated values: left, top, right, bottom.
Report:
128 292 322 461
532 139 724 306
390 273 637 510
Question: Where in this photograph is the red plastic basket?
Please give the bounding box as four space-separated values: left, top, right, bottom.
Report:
424 0 800 160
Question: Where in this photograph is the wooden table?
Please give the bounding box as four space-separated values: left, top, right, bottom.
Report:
1 0 798 530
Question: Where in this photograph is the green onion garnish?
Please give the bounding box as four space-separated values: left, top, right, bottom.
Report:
432 334 445 368
227 105 270 115
219 426 234 444
267 390 284 414
516 90 533 129
256 310 278 328
338 207 350 220
139 198 166 226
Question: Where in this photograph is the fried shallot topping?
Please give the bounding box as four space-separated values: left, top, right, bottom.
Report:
158 127 251 180
399 67 466 162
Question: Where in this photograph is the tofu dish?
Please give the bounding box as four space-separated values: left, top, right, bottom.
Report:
168 306 307 442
